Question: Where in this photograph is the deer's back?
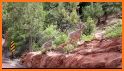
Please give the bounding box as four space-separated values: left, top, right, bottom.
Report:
42 40 52 48
68 30 81 42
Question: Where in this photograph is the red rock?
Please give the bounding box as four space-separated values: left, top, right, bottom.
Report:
20 37 122 68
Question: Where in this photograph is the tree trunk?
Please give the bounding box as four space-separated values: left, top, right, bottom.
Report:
96 12 108 26
102 12 108 25
96 17 100 26
29 35 33 52
29 25 33 52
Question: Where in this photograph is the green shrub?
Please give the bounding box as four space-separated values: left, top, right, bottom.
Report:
53 33 68 46
32 47 41 52
63 44 75 53
36 25 58 48
69 9 80 25
105 21 122 38
32 42 40 51
43 25 59 38
44 3 80 32
83 3 104 21
84 17 96 35
81 34 94 41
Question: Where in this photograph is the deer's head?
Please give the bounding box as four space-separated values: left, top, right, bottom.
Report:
76 22 86 33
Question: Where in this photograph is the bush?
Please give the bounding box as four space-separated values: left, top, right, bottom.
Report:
105 21 122 38
63 44 75 53
69 9 80 25
53 32 68 46
44 3 80 32
83 17 96 35
43 25 58 38
83 3 104 21
32 47 41 52
36 25 59 48
32 42 40 51
81 34 94 41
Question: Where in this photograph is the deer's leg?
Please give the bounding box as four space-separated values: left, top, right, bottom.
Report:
41 48 47 54
71 41 77 48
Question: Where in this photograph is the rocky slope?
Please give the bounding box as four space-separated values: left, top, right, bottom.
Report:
20 37 122 68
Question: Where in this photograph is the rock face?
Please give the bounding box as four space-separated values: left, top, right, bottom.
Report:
20 37 122 68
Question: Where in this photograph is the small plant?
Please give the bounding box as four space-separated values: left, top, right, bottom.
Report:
69 9 80 25
81 34 94 42
105 21 122 38
32 42 41 52
63 44 75 53
40 25 58 46
84 17 96 35
53 33 68 46
83 3 104 21
43 25 59 38
33 47 41 52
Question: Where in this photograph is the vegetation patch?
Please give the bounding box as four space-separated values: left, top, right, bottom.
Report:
105 21 122 38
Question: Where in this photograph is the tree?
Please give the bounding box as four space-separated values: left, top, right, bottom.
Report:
2 3 46 56
2 2 122 57
99 2 122 25
44 2 80 32
83 3 104 23
82 2 122 26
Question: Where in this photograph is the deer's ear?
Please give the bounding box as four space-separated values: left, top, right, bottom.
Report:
76 24 81 29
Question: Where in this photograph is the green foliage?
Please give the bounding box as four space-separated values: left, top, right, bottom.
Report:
63 44 75 53
81 34 94 41
37 25 59 48
82 2 122 26
63 2 79 10
84 17 96 35
101 2 122 14
2 2 122 56
43 3 59 10
53 33 68 46
35 25 58 49
32 42 41 52
69 9 80 24
44 3 79 32
2 3 46 55
105 21 122 38
83 3 104 21
43 25 58 38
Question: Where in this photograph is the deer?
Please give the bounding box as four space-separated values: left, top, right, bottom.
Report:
42 40 52 49
68 22 86 45
58 22 86 48
41 37 54 54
